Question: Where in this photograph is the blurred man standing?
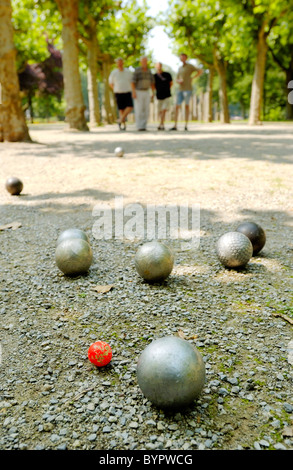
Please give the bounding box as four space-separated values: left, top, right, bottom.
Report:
170 53 202 131
131 56 155 131
154 62 173 131
109 57 133 130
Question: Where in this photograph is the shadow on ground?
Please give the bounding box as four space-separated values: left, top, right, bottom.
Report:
22 123 293 165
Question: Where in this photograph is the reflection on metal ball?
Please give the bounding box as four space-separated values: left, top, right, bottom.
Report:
136 336 206 409
57 228 90 246
55 238 93 276
5 177 23 195
135 241 174 282
216 231 253 268
115 147 124 157
236 221 266 255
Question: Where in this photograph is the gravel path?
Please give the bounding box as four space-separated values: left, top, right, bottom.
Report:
0 121 292 451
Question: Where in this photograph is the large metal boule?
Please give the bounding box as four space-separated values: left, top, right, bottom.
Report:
5 176 23 195
136 336 206 409
216 231 253 268
134 241 174 282
236 221 266 255
55 238 93 276
57 228 90 246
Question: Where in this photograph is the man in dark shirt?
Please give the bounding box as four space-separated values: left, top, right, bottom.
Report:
154 62 173 130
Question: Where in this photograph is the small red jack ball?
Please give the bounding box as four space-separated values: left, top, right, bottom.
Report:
88 341 112 367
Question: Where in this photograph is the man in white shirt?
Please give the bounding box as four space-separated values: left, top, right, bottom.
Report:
109 58 134 130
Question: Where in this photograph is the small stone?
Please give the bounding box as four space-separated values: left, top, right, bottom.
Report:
129 421 139 428
283 403 293 413
102 426 111 433
273 443 287 450
157 422 165 431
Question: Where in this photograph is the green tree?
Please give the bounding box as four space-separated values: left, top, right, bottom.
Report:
12 0 62 69
165 0 232 123
0 0 31 142
77 0 153 125
55 0 88 130
229 0 293 125
267 9 293 120
77 0 117 126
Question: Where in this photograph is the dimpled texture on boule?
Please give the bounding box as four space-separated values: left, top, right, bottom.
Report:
136 336 206 409
216 231 253 268
135 241 174 282
55 238 93 275
57 228 90 246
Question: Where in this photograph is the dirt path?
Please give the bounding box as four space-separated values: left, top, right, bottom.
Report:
0 121 292 451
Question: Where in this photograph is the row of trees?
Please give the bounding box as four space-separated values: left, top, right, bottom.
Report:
0 0 153 141
164 0 293 125
0 0 292 142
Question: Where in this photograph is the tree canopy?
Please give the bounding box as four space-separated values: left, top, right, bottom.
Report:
1 0 292 140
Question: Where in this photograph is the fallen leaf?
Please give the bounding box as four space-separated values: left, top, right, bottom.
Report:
0 221 22 231
177 329 186 339
176 329 198 340
91 285 114 294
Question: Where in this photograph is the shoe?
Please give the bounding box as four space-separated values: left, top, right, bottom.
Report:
121 122 126 131
184 125 188 131
169 126 177 131
138 128 146 131
157 125 165 130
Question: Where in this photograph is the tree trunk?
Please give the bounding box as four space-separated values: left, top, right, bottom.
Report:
0 0 31 142
28 92 34 123
206 67 214 123
286 67 293 120
102 60 115 124
55 0 88 131
213 49 230 124
248 26 268 125
86 19 101 127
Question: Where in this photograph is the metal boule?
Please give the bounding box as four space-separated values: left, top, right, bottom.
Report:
57 228 90 246
5 177 23 195
115 147 124 157
134 240 174 282
236 221 266 255
216 231 253 268
136 336 206 409
55 238 93 276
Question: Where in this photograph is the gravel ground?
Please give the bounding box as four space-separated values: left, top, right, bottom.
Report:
0 121 292 451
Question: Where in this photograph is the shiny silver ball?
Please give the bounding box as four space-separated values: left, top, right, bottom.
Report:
236 221 266 255
57 228 90 246
137 336 206 409
115 147 124 157
135 241 174 282
216 231 253 268
55 238 93 276
5 176 23 195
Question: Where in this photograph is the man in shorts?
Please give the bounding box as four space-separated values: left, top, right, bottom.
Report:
109 57 133 130
170 53 202 131
154 62 173 130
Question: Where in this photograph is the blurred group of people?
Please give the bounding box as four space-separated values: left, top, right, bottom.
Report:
109 53 202 132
